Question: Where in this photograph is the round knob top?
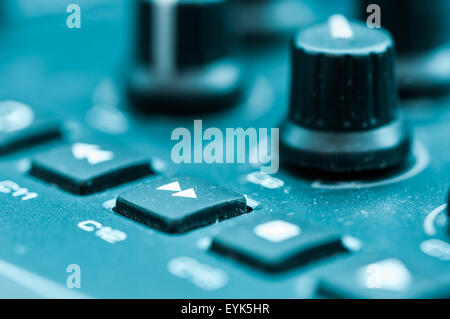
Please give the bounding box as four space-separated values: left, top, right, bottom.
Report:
289 15 398 132
360 0 450 55
135 0 229 74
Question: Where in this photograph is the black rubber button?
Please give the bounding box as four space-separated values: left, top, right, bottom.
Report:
114 175 247 234
318 255 450 298
211 217 345 272
30 142 152 195
0 100 61 155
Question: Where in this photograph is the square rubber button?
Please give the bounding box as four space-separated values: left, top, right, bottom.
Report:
211 217 346 272
30 142 152 195
114 175 247 233
317 255 450 299
0 100 61 155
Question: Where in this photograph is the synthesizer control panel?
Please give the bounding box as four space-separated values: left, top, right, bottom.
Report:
0 0 448 298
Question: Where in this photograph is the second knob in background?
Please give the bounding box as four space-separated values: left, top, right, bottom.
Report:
228 0 316 41
126 0 243 114
359 0 450 97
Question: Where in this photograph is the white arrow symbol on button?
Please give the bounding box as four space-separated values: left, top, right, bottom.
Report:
156 181 181 192
156 181 197 199
171 188 197 199
71 143 114 165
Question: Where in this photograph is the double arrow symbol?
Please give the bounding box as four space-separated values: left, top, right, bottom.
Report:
72 143 114 165
156 181 197 199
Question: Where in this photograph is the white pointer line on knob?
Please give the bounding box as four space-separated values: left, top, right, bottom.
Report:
154 0 177 78
328 14 354 39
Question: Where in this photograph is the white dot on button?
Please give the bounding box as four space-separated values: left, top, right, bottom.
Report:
357 259 412 291
254 220 301 243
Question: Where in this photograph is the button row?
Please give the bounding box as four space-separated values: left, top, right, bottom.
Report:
113 176 349 271
26 143 350 273
25 138 449 298
0 101 346 277
212 224 450 298
28 143 347 271
27 143 250 233
27 145 350 273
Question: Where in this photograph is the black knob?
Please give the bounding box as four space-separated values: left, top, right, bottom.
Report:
127 0 243 113
360 0 450 96
280 15 412 173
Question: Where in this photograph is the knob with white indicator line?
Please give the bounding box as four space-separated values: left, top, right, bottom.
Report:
127 0 243 113
280 15 412 173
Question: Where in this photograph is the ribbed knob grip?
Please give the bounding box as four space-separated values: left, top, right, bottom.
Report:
289 17 397 132
135 0 229 72
127 0 243 114
280 16 412 173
